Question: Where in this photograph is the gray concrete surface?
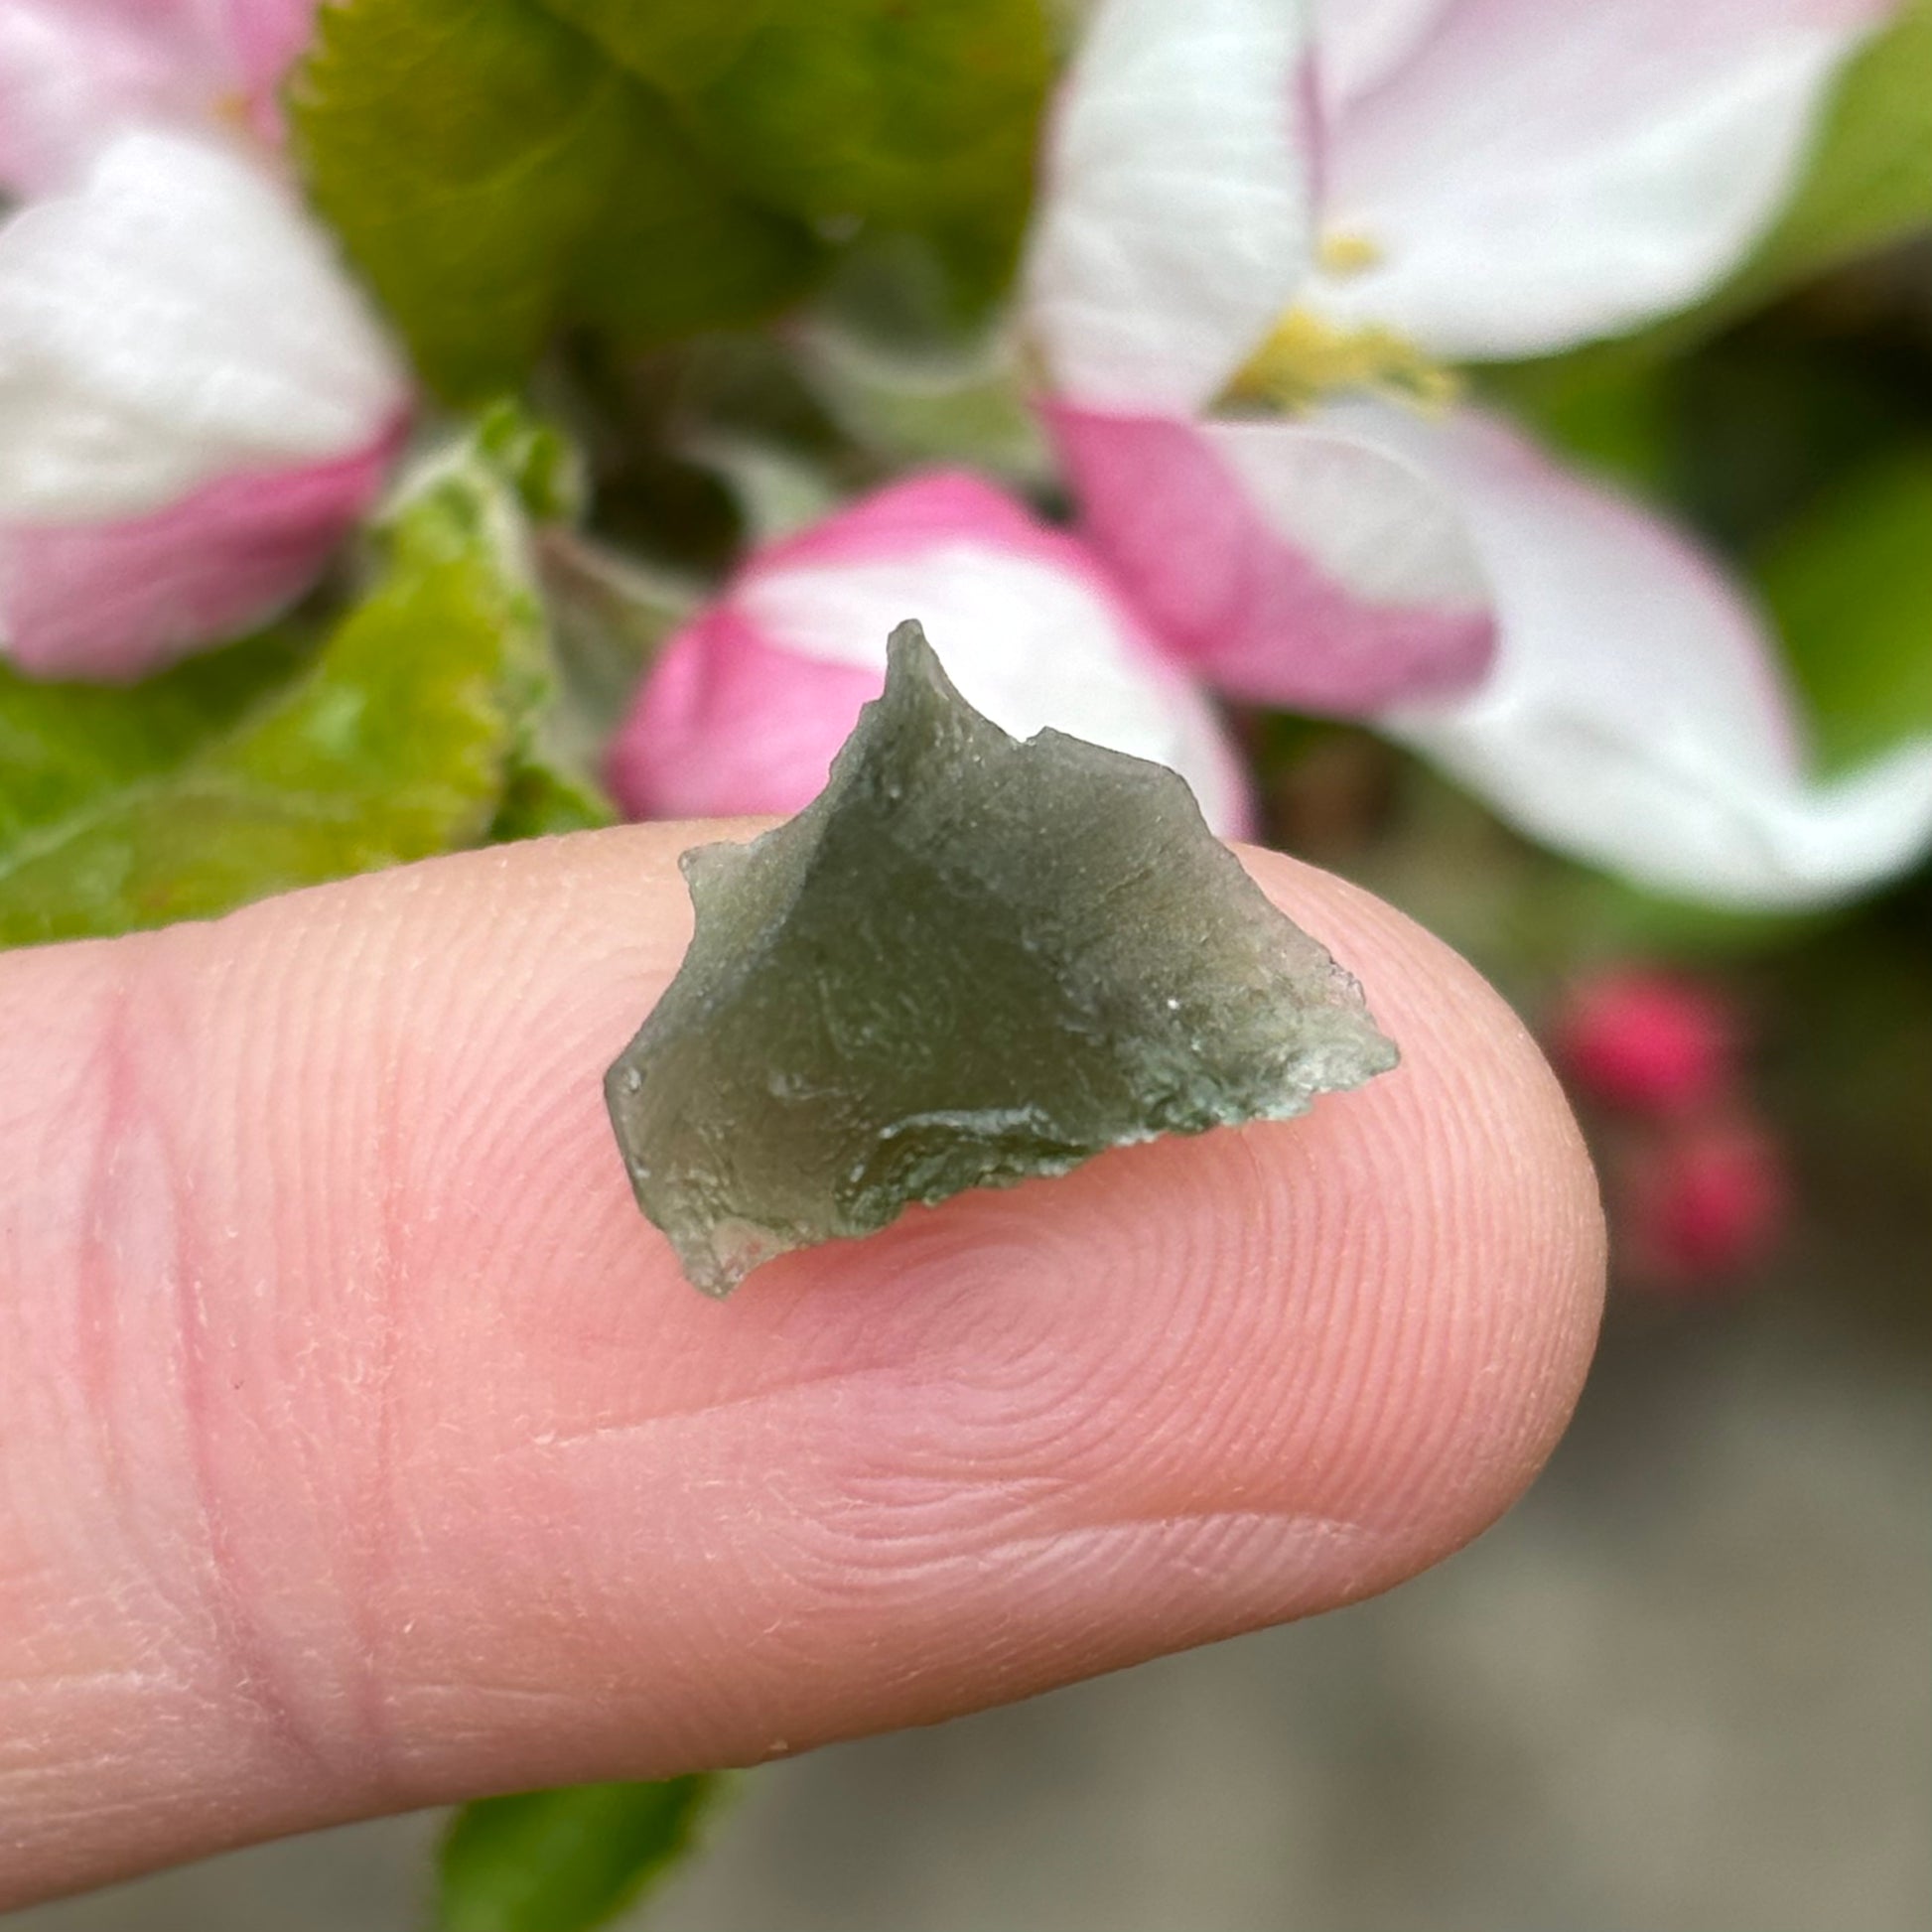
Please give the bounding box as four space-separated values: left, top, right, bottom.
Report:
16 1295 1929 1932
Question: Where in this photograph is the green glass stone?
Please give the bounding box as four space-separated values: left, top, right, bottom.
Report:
606 622 1398 1296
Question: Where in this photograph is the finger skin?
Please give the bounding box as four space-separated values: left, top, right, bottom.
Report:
0 826 1603 1904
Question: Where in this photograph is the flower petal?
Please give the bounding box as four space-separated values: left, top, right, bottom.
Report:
1311 0 1452 111
0 1 222 195
1369 405 1932 908
1313 0 1894 358
1023 0 1316 413
219 0 320 95
217 0 322 142
0 430 398 680
610 471 1254 837
609 609 895 824
1048 401 1493 714
0 128 407 522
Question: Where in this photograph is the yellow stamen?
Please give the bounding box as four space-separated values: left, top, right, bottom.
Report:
212 89 256 136
1317 231 1383 277
1222 306 1461 417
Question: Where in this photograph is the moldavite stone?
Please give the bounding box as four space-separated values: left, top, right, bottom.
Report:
606 622 1398 1296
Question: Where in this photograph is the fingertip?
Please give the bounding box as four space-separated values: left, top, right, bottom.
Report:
0 824 1604 1903
1234 844 1606 1530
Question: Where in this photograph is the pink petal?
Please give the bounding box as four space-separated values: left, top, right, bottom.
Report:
0 1 223 195
217 0 323 145
610 471 1255 838
0 425 399 681
219 0 320 94
609 608 892 822
1311 0 1453 111
1023 0 1317 413
749 468 1053 574
1314 0 1896 358
0 0 319 192
1049 402 1493 714
1371 406 1932 907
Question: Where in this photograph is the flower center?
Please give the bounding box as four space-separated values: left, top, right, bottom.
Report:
213 89 256 134
1222 234 1458 417
1318 231 1383 276
1224 308 1459 416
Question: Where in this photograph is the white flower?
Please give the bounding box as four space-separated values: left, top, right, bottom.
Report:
1023 0 1932 907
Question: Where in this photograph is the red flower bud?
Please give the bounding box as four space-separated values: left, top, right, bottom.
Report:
1555 969 1737 1117
1618 1115 1787 1287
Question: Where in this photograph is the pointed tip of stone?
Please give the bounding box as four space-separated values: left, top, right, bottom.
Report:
886 617 930 659
875 618 976 732
882 619 941 699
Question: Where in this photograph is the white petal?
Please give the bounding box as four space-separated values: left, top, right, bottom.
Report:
1366 405 1932 909
1310 0 1451 109
0 128 406 521
1313 0 1891 359
1024 0 1317 413
740 540 1251 837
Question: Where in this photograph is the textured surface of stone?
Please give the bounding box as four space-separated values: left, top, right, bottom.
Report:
606 621 1397 1296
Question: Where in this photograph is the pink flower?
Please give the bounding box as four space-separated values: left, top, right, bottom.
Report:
1552 959 1787 1289
221 0 325 126
1615 1112 1789 1286
0 7 408 682
1554 969 1738 1117
0 0 319 192
609 471 1255 839
1022 0 1932 908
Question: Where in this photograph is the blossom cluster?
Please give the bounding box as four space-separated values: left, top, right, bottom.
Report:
2 0 1929 914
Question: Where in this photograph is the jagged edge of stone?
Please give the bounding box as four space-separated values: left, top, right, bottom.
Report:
606 621 1398 1290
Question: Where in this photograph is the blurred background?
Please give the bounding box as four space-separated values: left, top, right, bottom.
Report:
3 1 1930 1928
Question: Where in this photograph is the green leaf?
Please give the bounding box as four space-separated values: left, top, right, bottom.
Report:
536 0 763 89
541 0 1052 312
531 527 695 780
799 324 1052 484
476 399 589 525
293 0 821 399
0 439 551 947
1736 0 1932 299
561 107 826 349
1475 353 1675 494
439 1777 725 1932
488 758 617 840
0 628 315 858
681 1 1048 229
1756 448 1932 773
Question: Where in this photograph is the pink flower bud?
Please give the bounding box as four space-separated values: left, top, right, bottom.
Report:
221 0 323 108
1617 1114 1788 1288
0 131 409 679
1554 969 1738 1117
0 432 399 680
0 1 322 196
609 471 1255 838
